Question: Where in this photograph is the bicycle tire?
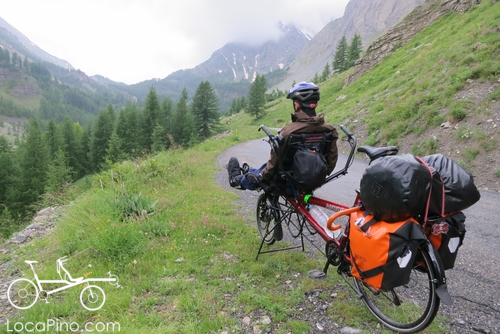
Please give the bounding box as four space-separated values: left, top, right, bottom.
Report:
256 193 278 245
80 285 106 311
279 197 303 238
7 278 39 310
354 245 440 333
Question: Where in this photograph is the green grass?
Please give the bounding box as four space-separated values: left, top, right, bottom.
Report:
7 1 500 332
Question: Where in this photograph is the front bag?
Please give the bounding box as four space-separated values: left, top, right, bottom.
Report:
349 210 426 290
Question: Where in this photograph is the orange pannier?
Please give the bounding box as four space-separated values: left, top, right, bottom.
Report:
349 210 426 290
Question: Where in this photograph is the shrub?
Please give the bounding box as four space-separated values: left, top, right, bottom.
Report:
449 107 467 121
412 137 438 156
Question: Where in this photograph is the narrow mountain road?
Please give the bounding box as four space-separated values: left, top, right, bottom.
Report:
215 137 500 334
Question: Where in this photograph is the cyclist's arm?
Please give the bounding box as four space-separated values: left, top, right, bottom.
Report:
325 127 340 174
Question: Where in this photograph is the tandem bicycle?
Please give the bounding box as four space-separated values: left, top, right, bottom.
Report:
8 256 120 311
253 125 453 333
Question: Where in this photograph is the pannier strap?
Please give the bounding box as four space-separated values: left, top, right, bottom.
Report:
360 218 378 233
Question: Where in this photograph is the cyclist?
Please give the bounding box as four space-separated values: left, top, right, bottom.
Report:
227 81 339 191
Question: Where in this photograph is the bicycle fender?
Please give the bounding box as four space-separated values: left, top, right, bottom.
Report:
423 239 453 305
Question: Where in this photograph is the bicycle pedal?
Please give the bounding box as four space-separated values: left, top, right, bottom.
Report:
308 269 327 280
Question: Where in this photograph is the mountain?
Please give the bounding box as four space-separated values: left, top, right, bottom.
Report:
0 17 133 124
276 0 425 90
123 23 310 110
0 17 72 70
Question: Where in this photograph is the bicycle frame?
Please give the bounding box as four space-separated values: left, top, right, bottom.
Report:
254 124 453 332
26 261 117 298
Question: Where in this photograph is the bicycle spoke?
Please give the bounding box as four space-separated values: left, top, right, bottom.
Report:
354 247 440 333
7 278 38 310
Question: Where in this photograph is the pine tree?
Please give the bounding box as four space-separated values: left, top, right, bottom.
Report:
89 108 114 171
80 124 92 175
45 148 73 192
17 119 49 211
321 63 331 82
160 98 174 147
152 123 167 153
116 103 139 157
44 119 61 160
172 88 196 147
0 136 15 210
347 33 363 68
60 116 82 179
247 74 267 119
191 81 220 139
333 35 349 73
312 72 321 84
105 132 125 164
141 87 161 152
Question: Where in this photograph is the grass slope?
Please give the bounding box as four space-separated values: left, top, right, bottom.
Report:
5 1 499 332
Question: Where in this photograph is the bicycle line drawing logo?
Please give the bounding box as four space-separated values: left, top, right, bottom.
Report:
7 257 120 311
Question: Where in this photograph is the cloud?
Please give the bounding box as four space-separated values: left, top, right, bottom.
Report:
1 0 348 84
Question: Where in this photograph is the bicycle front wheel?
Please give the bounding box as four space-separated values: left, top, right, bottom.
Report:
354 246 440 333
256 193 279 245
80 285 106 311
7 278 39 310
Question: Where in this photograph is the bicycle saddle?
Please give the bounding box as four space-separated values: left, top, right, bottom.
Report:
358 146 399 161
25 260 38 264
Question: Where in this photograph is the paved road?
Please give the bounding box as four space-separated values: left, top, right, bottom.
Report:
216 137 500 334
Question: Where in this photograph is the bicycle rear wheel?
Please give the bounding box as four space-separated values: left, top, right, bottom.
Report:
354 246 440 333
256 193 279 245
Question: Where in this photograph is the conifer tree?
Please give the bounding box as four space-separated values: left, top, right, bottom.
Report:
333 35 349 73
45 148 73 192
347 33 363 68
44 119 61 160
141 87 161 152
80 124 92 175
60 116 82 178
152 123 168 153
17 119 48 211
321 62 331 82
116 103 139 157
89 107 114 171
247 74 267 119
191 81 220 139
0 136 15 210
172 88 196 147
105 132 125 164
160 98 174 145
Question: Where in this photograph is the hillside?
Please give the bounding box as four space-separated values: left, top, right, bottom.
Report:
320 0 500 193
1 1 499 333
276 0 425 90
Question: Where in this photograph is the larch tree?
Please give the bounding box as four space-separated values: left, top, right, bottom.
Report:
347 33 363 68
191 81 220 139
247 74 267 119
333 35 349 73
141 87 161 152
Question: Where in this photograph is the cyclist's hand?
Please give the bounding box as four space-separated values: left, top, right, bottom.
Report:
246 173 262 185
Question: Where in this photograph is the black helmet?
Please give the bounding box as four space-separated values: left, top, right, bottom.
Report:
286 81 320 102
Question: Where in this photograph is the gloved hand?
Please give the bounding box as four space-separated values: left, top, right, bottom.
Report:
245 172 263 185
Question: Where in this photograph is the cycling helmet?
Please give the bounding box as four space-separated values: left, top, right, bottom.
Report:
286 81 320 102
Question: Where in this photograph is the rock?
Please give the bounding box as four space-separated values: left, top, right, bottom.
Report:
441 121 451 128
11 232 27 244
260 316 271 325
340 327 362 334
242 316 251 325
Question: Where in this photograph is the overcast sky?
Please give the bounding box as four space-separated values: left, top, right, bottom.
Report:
2 0 349 85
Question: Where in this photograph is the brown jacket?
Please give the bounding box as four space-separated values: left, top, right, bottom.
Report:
261 111 339 181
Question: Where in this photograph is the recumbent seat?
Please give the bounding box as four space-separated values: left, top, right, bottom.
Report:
271 131 334 193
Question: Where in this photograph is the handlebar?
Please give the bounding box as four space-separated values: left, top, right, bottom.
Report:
258 123 357 185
